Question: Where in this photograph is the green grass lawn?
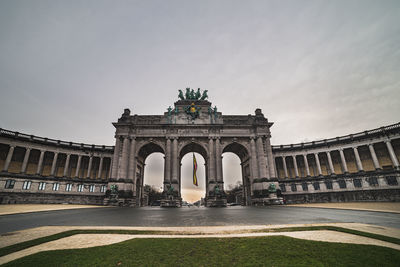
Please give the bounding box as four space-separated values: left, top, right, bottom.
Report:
3 225 399 258
3 236 400 267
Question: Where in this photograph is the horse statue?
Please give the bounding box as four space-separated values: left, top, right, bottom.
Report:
200 90 208 100
189 89 195 99
185 88 191 99
178 90 185 100
195 88 201 99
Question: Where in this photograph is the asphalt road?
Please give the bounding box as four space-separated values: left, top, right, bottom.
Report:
0 206 399 234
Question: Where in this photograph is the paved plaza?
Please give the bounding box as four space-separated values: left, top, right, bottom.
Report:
1 205 399 235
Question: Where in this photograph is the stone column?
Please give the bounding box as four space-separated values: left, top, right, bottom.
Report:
164 138 171 183
339 149 348 174
50 152 59 176
250 138 258 179
87 156 93 178
208 138 215 181
215 138 223 182
282 157 288 178
97 156 104 179
264 135 276 178
118 137 130 179
326 151 335 174
368 144 381 170
21 148 31 173
108 158 112 179
75 155 82 178
303 154 311 177
3 145 15 172
314 153 322 176
128 138 137 180
256 137 268 178
111 136 121 179
273 157 278 178
63 154 71 177
292 155 299 178
36 150 45 175
385 140 400 169
353 147 364 172
171 138 178 181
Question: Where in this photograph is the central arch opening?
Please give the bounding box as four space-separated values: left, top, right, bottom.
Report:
179 142 207 205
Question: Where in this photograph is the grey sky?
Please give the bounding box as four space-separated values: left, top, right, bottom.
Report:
1 1 399 201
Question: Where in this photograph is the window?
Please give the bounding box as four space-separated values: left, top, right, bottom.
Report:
313 182 320 190
89 185 95 192
100 185 107 193
22 181 32 190
325 180 333 190
301 182 308 191
5 179 15 189
290 183 297 192
353 178 362 188
338 180 347 189
52 183 60 191
386 176 398 186
368 177 379 186
38 182 46 191
77 184 84 192
65 183 72 192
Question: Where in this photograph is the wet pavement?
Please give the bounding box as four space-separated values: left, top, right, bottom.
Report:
0 206 399 234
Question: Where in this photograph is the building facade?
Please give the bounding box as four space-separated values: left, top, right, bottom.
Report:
1 89 399 206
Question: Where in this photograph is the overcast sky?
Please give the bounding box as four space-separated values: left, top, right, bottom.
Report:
1 1 399 201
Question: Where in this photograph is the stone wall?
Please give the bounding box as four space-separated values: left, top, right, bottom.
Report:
0 192 104 205
284 189 400 204
0 172 108 205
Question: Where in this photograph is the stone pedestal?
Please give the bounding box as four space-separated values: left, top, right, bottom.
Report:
206 183 227 207
161 183 181 207
104 181 135 207
103 195 136 207
251 182 283 205
160 197 182 207
251 195 283 205
205 196 227 207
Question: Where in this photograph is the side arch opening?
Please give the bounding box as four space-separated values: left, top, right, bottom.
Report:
137 142 165 206
222 142 251 206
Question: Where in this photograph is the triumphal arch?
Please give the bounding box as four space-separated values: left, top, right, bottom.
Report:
1 88 399 206
106 89 279 207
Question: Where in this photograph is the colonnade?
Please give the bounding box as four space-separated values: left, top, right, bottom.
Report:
274 139 399 179
1 144 112 180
